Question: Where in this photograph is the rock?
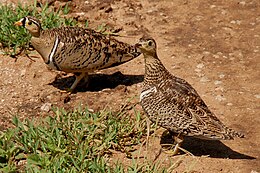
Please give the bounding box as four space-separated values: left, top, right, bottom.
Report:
218 74 225 78
214 80 222 85
40 103 52 112
254 94 260 99
194 68 202 73
238 1 246 6
215 95 226 102
88 108 94 112
213 54 220 59
20 69 26 77
196 63 204 69
227 103 233 106
215 86 224 92
202 51 210 55
230 20 242 25
200 76 210 83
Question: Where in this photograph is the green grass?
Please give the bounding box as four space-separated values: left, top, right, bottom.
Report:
0 105 168 172
0 1 76 57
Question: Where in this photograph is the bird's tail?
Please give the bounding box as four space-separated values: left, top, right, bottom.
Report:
105 44 141 69
122 44 141 62
224 127 245 139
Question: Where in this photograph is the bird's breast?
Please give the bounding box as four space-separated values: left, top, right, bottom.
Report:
140 86 157 102
31 37 54 64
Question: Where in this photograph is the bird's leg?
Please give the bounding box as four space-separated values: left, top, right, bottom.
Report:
146 118 151 150
164 132 183 155
82 72 89 88
66 72 86 93
172 134 184 155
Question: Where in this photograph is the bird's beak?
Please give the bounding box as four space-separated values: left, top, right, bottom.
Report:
14 21 23 26
134 43 142 48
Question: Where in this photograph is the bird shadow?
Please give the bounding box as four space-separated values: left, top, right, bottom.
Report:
160 131 255 159
49 71 144 92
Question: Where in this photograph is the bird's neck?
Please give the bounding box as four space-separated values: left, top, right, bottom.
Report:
31 30 55 63
143 53 171 86
30 28 42 37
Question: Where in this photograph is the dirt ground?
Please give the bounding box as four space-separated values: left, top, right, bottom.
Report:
0 0 259 172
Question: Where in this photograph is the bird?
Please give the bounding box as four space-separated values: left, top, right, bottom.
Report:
135 36 244 155
14 16 140 92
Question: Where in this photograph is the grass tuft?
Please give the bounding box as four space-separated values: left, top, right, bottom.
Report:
0 106 169 172
0 1 76 57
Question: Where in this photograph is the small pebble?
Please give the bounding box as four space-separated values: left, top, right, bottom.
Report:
215 86 224 92
196 63 204 69
213 54 220 59
195 68 202 73
214 80 222 85
200 76 210 83
40 103 52 112
239 1 246 5
215 95 226 101
227 103 233 106
236 20 242 25
254 94 260 99
202 51 210 55
88 108 94 112
219 74 225 78
20 69 26 77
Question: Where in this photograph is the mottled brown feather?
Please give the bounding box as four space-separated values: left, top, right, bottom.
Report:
136 36 244 140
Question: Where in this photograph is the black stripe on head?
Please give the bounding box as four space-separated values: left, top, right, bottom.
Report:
21 17 27 27
26 16 41 28
140 36 156 44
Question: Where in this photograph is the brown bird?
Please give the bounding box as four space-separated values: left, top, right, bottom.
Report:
135 36 244 155
15 16 140 92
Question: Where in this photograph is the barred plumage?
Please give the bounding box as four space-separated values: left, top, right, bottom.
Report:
136 37 244 154
15 16 140 92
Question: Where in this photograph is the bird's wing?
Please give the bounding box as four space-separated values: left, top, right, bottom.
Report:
46 27 140 71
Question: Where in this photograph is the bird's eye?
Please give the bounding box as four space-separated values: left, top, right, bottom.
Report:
28 21 32 25
148 40 153 46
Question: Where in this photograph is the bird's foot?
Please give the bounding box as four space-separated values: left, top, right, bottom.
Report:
60 88 73 94
160 133 185 156
161 143 181 156
161 141 194 156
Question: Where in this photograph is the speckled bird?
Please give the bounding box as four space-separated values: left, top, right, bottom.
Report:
136 36 244 155
15 16 140 92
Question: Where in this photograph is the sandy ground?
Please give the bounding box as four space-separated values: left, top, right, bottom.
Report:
0 0 259 172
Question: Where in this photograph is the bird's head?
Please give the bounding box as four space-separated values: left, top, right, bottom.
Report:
14 16 41 37
135 36 157 55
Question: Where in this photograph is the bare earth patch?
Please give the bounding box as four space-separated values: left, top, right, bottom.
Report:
0 0 259 172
